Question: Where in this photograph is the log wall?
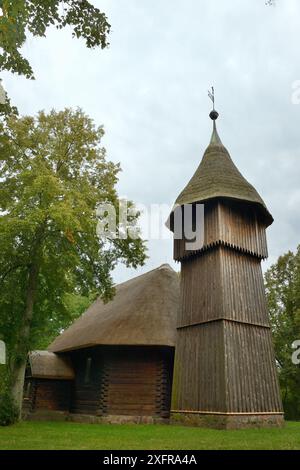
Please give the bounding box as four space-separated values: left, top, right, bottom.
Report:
71 349 103 415
24 379 71 412
24 346 174 418
100 347 173 418
71 346 174 418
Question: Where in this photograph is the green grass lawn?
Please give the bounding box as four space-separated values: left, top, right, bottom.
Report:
0 421 299 450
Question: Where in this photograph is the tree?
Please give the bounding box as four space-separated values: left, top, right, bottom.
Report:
0 108 146 417
0 0 110 79
265 247 300 419
0 1 110 115
30 292 95 350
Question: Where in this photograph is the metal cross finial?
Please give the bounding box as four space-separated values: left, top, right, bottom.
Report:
208 86 215 110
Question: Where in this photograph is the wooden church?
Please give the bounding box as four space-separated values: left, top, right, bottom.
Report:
23 264 179 423
168 104 284 428
23 105 283 429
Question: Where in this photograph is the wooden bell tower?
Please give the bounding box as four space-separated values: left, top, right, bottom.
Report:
168 102 284 429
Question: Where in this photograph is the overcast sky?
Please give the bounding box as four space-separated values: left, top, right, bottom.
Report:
3 0 300 283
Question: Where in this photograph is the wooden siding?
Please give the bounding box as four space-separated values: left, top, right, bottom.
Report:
71 349 103 415
179 247 222 327
24 346 174 418
173 195 282 416
179 246 270 328
172 322 226 412
172 321 282 413
71 346 174 418
24 379 71 412
100 348 173 418
219 247 270 327
223 321 282 413
174 199 268 261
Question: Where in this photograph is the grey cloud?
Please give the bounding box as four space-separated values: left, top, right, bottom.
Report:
3 0 300 282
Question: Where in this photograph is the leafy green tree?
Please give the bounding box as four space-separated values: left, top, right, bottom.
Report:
0 108 146 417
265 246 300 420
0 0 110 78
31 292 95 350
0 1 110 115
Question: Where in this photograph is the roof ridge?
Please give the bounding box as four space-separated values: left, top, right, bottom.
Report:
113 263 176 290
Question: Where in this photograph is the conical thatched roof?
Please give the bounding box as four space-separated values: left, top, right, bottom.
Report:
171 121 273 226
49 264 179 353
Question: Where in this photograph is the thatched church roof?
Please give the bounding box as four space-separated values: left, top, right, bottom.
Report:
49 264 179 353
28 351 75 380
171 121 273 226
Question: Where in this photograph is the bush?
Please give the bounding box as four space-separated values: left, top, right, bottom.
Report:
0 391 19 426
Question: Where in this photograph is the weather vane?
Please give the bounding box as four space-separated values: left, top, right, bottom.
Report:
208 86 219 121
208 86 215 110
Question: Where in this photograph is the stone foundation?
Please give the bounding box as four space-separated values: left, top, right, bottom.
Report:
68 414 168 425
24 410 284 429
171 412 285 429
24 410 69 422
24 411 168 425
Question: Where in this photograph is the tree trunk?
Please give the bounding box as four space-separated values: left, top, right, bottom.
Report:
10 262 39 418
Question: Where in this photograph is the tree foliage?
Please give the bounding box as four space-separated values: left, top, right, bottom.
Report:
31 292 95 350
265 246 300 420
0 108 146 415
0 389 19 426
0 0 110 79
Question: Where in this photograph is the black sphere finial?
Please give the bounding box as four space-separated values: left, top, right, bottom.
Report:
209 110 219 121
208 86 219 120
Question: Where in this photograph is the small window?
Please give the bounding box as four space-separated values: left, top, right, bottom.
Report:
84 357 92 385
24 381 31 399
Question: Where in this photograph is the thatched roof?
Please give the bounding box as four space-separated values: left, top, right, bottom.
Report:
28 351 75 380
171 122 273 226
49 264 179 353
